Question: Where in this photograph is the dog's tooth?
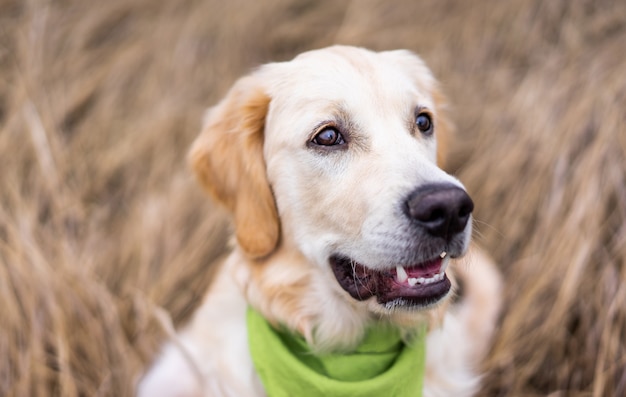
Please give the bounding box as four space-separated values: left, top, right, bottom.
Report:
408 277 418 286
439 256 450 275
416 277 426 284
396 265 409 283
440 251 447 259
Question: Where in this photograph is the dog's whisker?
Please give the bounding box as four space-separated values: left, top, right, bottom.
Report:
472 218 504 237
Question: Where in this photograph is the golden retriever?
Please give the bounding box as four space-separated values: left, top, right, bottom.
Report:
138 45 501 397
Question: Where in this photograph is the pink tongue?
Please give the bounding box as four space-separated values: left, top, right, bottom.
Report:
406 259 442 278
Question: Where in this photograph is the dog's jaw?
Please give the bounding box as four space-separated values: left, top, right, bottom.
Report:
329 252 452 310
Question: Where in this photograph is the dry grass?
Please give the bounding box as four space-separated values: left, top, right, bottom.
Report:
1 0 625 395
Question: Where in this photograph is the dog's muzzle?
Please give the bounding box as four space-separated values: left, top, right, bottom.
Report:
330 183 473 310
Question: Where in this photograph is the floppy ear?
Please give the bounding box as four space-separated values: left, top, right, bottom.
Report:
189 74 279 258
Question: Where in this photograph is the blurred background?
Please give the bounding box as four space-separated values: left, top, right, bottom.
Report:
1 0 625 395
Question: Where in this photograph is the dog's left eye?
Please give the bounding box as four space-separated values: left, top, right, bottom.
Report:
312 127 345 146
416 113 433 136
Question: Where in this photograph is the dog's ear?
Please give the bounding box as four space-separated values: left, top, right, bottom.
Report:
433 87 454 170
189 75 279 258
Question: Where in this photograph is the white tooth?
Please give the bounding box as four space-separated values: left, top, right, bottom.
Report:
417 277 426 284
440 251 447 259
408 278 418 286
439 257 450 275
396 265 409 283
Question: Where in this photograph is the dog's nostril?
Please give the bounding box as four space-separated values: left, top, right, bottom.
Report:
458 202 473 219
429 208 446 222
414 206 446 224
406 184 473 240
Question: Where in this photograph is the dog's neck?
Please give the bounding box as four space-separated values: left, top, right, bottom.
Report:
246 306 427 397
228 246 368 351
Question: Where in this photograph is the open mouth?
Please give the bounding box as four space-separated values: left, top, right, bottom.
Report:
330 252 451 309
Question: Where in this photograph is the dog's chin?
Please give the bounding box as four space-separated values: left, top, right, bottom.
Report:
329 253 452 310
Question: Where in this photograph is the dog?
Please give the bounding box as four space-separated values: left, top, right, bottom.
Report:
138 45 501 397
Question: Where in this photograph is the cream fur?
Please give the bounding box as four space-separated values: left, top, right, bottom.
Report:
138 46 502 397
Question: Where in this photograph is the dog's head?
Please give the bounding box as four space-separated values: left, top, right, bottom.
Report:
190 46 472 343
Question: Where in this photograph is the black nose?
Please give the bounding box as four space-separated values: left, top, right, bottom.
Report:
406 184 474 240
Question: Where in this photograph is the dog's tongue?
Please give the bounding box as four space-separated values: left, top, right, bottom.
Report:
396 258 447 282
406 259 442 277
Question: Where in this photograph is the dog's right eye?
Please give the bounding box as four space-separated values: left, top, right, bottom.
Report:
311 127 345 146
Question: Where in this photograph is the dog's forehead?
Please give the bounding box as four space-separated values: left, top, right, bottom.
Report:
264 47 437 119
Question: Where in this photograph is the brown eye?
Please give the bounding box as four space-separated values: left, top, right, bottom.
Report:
416 113 433 135
312 127 345 146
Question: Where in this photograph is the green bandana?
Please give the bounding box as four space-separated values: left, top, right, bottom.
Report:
247 308 425 397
